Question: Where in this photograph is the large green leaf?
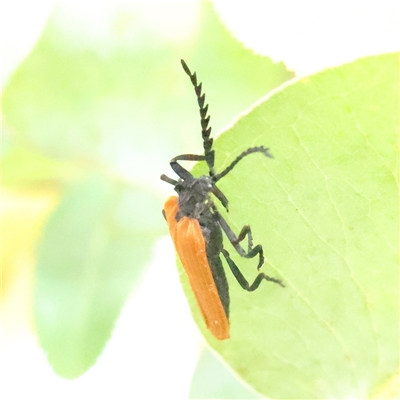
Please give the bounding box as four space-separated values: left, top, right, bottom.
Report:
184 53 399 398
190 347 263 399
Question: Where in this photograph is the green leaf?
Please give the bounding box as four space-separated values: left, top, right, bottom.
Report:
1 141 84 187
34 175 162 378
184 53 399 398
190 347 263 399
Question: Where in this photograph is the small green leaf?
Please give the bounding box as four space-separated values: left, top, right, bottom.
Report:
184 53 399 398
34 175 162 378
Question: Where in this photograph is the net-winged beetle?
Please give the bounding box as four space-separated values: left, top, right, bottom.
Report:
161 60 284 340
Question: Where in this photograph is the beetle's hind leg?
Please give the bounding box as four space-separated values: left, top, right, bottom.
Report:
221 249 284 290
212 207 265 270
234 224 265 270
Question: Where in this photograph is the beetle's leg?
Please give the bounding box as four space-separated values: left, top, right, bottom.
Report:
211 185 229 212
212 206 265 270
169 154 206 180
221 249 284 289
214 146 273 182
160 174 178 185
236 224 254 252
181 59 215 177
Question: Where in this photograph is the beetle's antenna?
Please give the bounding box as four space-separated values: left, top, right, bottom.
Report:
214 146 273 182
181 59 215 176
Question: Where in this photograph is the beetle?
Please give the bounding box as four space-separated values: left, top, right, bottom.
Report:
161 60 284 340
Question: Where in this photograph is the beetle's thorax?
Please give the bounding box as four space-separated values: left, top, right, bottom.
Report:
176 175 213 220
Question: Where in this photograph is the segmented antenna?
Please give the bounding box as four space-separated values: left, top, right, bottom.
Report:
214 146 273 182
181 59 215 176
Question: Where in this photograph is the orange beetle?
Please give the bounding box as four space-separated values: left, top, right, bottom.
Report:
161 60 284 340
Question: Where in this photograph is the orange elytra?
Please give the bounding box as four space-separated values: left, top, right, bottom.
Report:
163 196 229 340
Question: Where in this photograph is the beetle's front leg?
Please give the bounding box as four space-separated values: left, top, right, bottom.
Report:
170 154 205 180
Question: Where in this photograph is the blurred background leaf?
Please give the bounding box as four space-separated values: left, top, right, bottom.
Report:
34 175 163 377
1 0 291 388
